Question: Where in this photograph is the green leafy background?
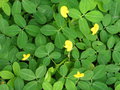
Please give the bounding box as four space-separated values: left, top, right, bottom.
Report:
0 0 120 90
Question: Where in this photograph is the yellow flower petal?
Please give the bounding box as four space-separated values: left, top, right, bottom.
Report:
91 23 99 35
23 54 26 57
60 6 69 18
22 54 30 61
64 40 73 52
26 54 30 57
1 81 5 84
74 71 84 78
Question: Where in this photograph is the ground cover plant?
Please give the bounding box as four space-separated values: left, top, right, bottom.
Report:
0 0 120 90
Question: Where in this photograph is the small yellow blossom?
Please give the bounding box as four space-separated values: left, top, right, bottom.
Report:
91 23 99 35
22 54 30 61
64 40 73 52
74 71 84 78
0 81 5 84
60 6 69 18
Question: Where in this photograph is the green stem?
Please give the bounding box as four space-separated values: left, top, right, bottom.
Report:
56 58 68 69
75 78 80 85
68 52 71 61
51 58 57 66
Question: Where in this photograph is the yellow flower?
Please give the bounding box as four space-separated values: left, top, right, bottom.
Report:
60 6 69 18
91 23 99 35
22 54 30 61
74 71 84 78
64 40 73 52
0 81 5 84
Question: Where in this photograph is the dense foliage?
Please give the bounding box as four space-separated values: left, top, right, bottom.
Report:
0 0 120 90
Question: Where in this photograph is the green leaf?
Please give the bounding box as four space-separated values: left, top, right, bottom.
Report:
35 65 47 78
13 62 20 76
100 30 109 43
0 14 2 19
31 0 41 5
81 70 94 80
5 25 21 37
76 42 86 50
17 31 28 49
60 64 68 76
0 0 9 3
33 11 47 24
55 32 65 49
19 62 28 69
2 2 11 16
42 81 52 90
106 77 117 85
79 0 96 14
109 1 120 23
14 14 26 28
113 51 120 63
0 71 14 79
81 48 96 59
92 82 108 90
65 79 77 90
62 27 77 39
74 60 81 68
37 5 53 21
44 71 52 82
22 0 36 13
85 10 103 22
106 64 120 73
106 25 119 34
79 18 91 37
40 25 57 36
12 0 21 15
3 65 12 71
53 81 63 90
68 8 81 19
9 48 18 62
115 84 120 90
115 19 120 32
86 34 97 41
0 18 9 33
14 77 24 90
92 65 106 80
46 42 54 53
35 34 47 46
23 81 37 90
42 57 51 66
107 36 115 49
54 14 66 27
0 59 9 70
97 50 111 64
92 41 106 52
35 46 48 58
25 25 40 37
114 41 120 51
23 43 36 53
102 14 112 26
50 51 61 59
113 41 120 63
16 52 25 61
29 59 37 71
72 47 79 59
0 84 9 90
66 0 79 9
78 81 90 90
20 69 36 81
97 1 108 12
